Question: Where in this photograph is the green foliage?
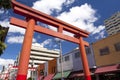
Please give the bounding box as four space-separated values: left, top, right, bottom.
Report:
27 77 33 80
0 26 7 56
0 0 12 9
0 41 6 56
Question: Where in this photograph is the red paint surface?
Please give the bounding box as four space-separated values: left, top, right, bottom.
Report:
16 74 27 80
85 75 92 80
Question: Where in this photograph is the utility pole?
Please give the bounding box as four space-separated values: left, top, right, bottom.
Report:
58 40 64 80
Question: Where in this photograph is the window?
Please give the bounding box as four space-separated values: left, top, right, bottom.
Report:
64 56 69 61
59 57 64 63
99 47 110 55
52 66 56 73
74 52 80 58
85 47 91 54
40 70 44 75
59 58 61 63
114 42 120 51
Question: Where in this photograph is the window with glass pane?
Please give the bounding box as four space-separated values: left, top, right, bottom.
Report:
40 70 44 75
114 42 120 51
52 66 56 73
59 58 61 63
74 52 80 58
99 47 110 55
85 47 91 54
64 56 69 61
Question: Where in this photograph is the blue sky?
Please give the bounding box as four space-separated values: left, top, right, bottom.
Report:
0 0 120 70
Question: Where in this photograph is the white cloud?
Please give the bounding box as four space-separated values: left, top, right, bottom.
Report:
32 1 105 36
7 36 37 44
0 20 25 34
95 31 106 40
32 38 61 50
92 25 105 34
32 0 65 14
0 8 4 14
99 31 106 38
32 38 60 48
54 38 64 42
0 20 37 44
32 0 75 15
0 58 14 66
32 43 43 47
40 39 52 47
64 0 75 5
57 3 101 33
9 24 25 34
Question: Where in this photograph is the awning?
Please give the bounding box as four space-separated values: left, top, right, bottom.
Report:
53 71 71 79
69 71 94 78
95 64 120 74
38 75 44 80
43 74 55 80
69 72 84 78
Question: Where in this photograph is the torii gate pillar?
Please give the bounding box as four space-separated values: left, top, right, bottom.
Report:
79 37 91 80
16 18 35 80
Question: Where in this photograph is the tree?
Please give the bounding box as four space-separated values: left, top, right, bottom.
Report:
0 0 12 10
0 0 11 56
0 29 6 56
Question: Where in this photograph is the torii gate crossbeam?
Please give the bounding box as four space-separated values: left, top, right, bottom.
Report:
10 0 92 80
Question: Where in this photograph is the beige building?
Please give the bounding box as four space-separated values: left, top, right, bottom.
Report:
30 44 59 65
92 33 120 67
104 11 120 35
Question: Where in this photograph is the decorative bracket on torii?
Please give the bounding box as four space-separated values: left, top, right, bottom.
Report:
10 0 91 80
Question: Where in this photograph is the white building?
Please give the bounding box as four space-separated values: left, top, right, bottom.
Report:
53 46 96 79
104 11 120 35
30 44 60 65
57 46 96 72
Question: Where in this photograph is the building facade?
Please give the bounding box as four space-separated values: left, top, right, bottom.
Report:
92 33 120 80
92 33 120 67
104 11 120 35
30 45 59 80
38 58 57 80
30 45 59 65
54 46 96 80
57 47 96 72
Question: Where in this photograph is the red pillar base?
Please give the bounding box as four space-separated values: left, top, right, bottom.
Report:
85 75 92 80
16 74 27 80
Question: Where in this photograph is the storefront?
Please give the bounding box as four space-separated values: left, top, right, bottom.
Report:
69 71 96 80
95 64 120 80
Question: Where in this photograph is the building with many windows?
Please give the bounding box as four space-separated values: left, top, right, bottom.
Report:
104 11 120 35
92 32 120 80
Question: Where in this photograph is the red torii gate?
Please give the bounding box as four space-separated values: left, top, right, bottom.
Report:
10 0 91 80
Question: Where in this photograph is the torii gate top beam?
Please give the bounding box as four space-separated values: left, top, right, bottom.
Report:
11 0 89 38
